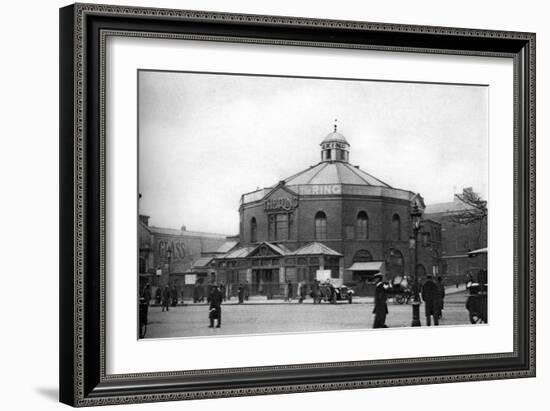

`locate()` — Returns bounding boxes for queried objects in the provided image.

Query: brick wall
[239,192,440,281]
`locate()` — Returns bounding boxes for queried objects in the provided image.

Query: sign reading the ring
[265,196,299,211]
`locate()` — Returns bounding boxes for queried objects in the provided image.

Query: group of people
[193,282,228,303]
[141,283,180,312]
[142,276,450,331]
[373,274,446,328]
[236,282,250,304]
[284,280,308,303]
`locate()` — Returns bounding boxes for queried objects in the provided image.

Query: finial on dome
[334,119,338,133]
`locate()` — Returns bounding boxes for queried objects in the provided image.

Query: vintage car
[316,282,354,304]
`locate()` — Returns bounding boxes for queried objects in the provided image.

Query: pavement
[144,300,471,339]
[143,286,472,339]
[150,284,468,306]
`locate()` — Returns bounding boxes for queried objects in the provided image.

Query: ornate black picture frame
[59,3,535,407]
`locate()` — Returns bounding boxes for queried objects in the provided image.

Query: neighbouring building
[138,215,228,296]
[191,125,442,297]
[424,188,488,283]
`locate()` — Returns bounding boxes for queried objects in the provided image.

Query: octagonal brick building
[210,125,441,296]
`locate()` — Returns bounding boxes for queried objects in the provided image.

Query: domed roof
[284,161,391,188]
[321,131,349,145]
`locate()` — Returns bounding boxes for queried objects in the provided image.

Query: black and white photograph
[137,70,489,339]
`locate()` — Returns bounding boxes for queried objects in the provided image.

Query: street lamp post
[410,203,423,327]
[166,247,172,281]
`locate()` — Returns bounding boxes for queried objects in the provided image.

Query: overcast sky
[138,71,488,235]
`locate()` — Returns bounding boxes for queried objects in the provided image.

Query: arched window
[353,249,373,263]
[387,248,404,276]
[314,211,327,240]
[391,214,401,240]
[276,214,289,241]
[356,211,368,239]
[250,217,257,243]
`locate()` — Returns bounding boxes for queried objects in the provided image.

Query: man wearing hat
[208,284,223,328]
[421,275,440,326]
[373,273,391,328]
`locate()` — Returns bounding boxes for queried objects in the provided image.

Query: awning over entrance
[347,261,384,271]
[468,248,488,257]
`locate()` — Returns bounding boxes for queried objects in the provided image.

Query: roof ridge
[284,162,323,183]
[305,161,329,184]
[346,163,392,188]
[344,163,376,186]
[334,161,344,184]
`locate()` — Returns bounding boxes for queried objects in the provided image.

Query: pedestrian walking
[421,275,440,326]
[324,279,335,304]
[208,284,223,328]
[193,283,200,303]
[206,282,214,303]
[170,284,178,307]
[238,283,244,304]
[161,284,171,312]
[311,279,320,304]
[436,276,445,319]
[141,283,152,306]
[285,280,292,302]
[373,273,390,328]
[220,283,226,302]
[298,281,307,303]
[244,281,250,301]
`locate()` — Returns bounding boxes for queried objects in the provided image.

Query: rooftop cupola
[320,120,350,162]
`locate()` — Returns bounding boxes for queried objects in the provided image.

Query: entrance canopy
[468,248,488,257]
[347,261,385,272]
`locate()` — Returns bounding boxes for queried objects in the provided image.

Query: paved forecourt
[143,291,472,339]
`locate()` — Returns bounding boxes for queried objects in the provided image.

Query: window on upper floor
[250,217,257,243]
[356,211,369,240]
[391,214,401,240]
[315,211,327,240]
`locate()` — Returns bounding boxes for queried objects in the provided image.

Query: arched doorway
[386,248,404,277]
[349,249,377,296]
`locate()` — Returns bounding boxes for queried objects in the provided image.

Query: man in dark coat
[155,287,162,305]
[238,283,244,304]
[141,283,152,306]
[311,280,321,304]
[285,280,293,302]
[161,285,171,312]
[170,284,178,307]
[421,275,440,326]
[208,285,223,328]
[373,273,390,328]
